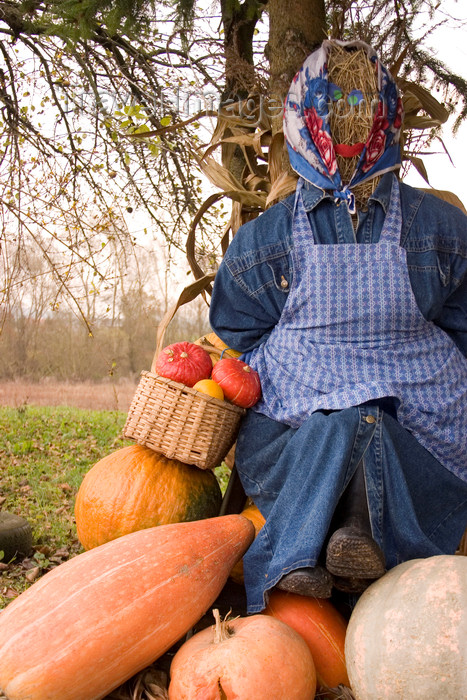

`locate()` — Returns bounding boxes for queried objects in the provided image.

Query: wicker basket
[124,371,244,469]
[123,274,245,470]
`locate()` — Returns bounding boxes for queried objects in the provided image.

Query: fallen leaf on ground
[25,566,41,582]
[2,587,19,599]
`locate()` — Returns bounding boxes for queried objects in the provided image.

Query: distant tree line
[0,298,210,382]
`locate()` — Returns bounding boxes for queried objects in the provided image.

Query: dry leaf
[317,685,356,699]
[25,566,41,582]
[404,115,442,130]
[266,172,298,207]
[402,92,423,117]
[404,155,430,184]
[34,544,53,556]
[3,587,19,599]
[268,131,287,184]
[105,667,168,700]
[420,188,467,213]
[400,80,449,124]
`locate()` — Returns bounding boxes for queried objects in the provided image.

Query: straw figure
[209,39,467,612]
[327,44,380,207]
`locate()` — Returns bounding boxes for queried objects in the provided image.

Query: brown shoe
[326,527,386,579]
[276,566,333,598]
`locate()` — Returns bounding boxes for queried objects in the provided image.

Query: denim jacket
[210,173,467,358]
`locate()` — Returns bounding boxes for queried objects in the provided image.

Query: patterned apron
[248,177,467,481]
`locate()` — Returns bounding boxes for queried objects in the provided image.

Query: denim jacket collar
[300,172,395,213]
[368,172,395,213]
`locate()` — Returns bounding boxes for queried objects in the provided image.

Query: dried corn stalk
[105,668,169,700]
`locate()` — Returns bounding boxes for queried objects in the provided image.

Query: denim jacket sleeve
[400,184,467,357]
[209,198,294,353]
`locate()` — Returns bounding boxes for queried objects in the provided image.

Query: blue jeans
[235,406,467,613]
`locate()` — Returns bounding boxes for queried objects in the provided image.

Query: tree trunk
[267,0,326,133]
[264,0,326,187]
[220,0,266,100]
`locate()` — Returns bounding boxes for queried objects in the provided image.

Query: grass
[0,404,130,606]
[0,404,230,609]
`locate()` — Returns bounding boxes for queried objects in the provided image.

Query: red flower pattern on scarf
[362,101,390,173]
[304,107,337,176]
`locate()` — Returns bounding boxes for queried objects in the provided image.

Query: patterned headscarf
[283,39,404,212]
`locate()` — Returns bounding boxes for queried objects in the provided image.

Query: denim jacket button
[365,415,376,424]
[280,275,289,289]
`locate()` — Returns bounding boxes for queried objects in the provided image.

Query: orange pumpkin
[168,609,316,699]
[0,515,255,700]
[155,341,213,386]
[75,445,222,550]
[345,555,467,699]
[211,357,261,408]
[264,589,350,694]
[230,502,265,584]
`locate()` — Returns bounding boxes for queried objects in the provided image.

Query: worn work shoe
[325,527,386,579]
[275,565,333,598]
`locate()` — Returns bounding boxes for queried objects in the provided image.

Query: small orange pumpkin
[264,589,350,694]
[75,445,222,550]
[229,502,266,584]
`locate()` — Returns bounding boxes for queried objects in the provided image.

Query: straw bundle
[328,43,380,208]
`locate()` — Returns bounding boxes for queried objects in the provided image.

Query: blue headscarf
[283,40,404,212]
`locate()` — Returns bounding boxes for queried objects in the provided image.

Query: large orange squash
[75,444,222,550]
[0,515,255,700]
[345,555,467,699]
[264,589,350,693]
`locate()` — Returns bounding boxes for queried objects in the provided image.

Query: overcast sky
[403,0,467,204]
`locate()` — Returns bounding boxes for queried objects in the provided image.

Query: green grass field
[0,404,230,609]
[0,405,130,606]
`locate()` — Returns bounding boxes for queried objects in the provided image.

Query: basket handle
[152,272,216,372]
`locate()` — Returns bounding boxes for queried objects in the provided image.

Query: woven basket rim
[140,370,246,415]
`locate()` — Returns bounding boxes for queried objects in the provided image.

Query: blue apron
[248,177,467,481]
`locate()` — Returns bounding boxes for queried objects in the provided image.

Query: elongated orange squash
[264,589,350,693]
[0,515,255,700]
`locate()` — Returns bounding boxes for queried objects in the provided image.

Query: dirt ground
[0,379,138,412]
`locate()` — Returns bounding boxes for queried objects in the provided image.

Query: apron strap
[378,177,403,245]
[293,178,317,244]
